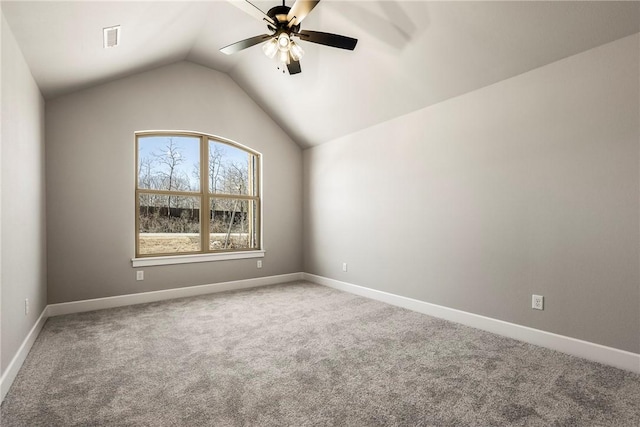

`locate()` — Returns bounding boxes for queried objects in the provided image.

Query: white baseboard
[48,272,305,317]
[303,273,640,374]
[0,307,48,402]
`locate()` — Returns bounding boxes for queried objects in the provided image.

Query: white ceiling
[2,1,639,147]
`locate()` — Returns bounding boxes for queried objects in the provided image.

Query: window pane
[209,140,252,195]
[138,135,200,192]
[210,198,256,250]
[139,194,201,255]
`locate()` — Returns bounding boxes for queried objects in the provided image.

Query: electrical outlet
[257,260,262,269]
[532,294,544,310]
[342,263,348,272]
[136,270,144,281]
[25,298,29,316]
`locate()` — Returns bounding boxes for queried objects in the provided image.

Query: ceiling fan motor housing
[267,5,300,35]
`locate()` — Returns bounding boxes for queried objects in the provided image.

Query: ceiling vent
[103,25,121,48]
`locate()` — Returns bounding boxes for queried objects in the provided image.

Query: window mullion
[134,188,140,258]
[201,136,210,254]
[135,189,201,197]
[209,194,258,201]
[248,155,255,248]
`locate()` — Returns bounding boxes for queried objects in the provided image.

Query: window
[134,131,261,262]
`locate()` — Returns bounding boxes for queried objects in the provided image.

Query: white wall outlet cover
[532,294,544,310]
[257,260,263,268]
[136,271,144,281]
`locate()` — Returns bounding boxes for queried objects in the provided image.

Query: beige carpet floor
[2,281,639,426]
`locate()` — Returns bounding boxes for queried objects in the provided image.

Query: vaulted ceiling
[2,1,639,147]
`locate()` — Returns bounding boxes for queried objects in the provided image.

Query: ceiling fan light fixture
[277,32,290,50]
[262,37,278,58]
[289,41,304,61]
[278,49,291,65]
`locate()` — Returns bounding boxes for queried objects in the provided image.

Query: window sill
[131,250,265,267]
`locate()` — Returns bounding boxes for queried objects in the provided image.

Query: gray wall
[303,34,640,353]
[45,61,302,304]
[1,12,47,374]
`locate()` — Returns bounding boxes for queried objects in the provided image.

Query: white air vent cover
[103,25,120,48]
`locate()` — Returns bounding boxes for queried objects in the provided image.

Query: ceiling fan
[220,0,358,75]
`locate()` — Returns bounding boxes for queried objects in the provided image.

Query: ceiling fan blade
[287,59,302,75]
[287,0,320,28]
[228,0,275,26]
[220,34,273,55]
[296,30,358,50]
